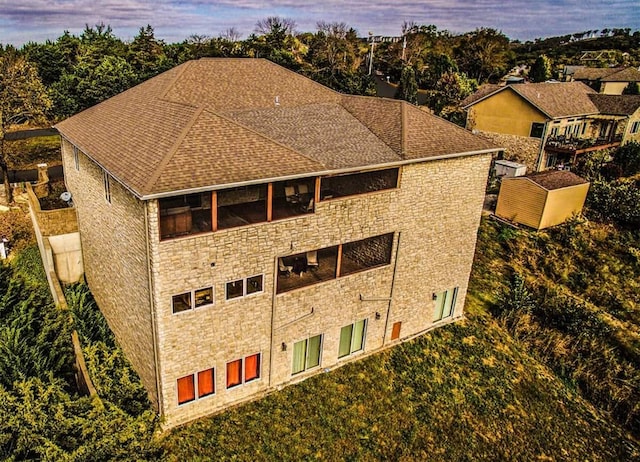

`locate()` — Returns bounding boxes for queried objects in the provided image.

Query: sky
[0,0,639,46]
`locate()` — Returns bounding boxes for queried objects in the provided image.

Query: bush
[612,141,640,176]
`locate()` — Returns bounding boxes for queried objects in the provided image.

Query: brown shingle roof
[460,84,502,108]
[526,170,589,190]
[588,94,640,115]
[600,67,640,82]
[573,67,619,81]
[509,82,598,118]
[56,58,498,198]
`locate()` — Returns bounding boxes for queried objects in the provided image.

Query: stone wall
[25,183,78,236]
[146,153,493,428]
[476,131,542,172]
[60,138,159,408]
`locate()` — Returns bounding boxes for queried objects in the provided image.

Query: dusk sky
[0,0,638,46]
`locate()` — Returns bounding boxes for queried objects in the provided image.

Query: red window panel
[177,375,195,404]
[198,368,215,398]
[244,354,260,382]
[226,359,242,388]
[391,321,402,341]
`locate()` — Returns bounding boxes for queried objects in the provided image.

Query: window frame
[73,146,79,170]
[225,274,264,301]
[292,334,323,375]
[226,353,262,389]
[631,121,640,134]
[177,367,216,406]
[103,170,111,204]
[433,287,459,322]
[172,286,214,314]
[338,319,367,359]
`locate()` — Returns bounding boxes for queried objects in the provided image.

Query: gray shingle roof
[56,58,498,198]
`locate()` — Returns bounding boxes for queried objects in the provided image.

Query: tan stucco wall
[467,89,548,137]
[601,82,629,95]
[147,153,493,428]
[622,109,640,144]
[61,138,158,407]
[495,178,547,228]
[539,183,590,229]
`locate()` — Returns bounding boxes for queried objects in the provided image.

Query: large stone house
[463,82,640,171]
[56,58,498,428]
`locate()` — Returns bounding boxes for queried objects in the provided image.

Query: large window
[338,319,367,358]
[631,121,640,134]
[217,185,267,230]
[177,367,215,405]
[292,334,322,375]
[226,353,261,389]
[277,233,394,294]
[433,287,458,322]
[530,122,545,138]
[172,287,213,314]
[320,168,399,200]
[159,192,212,239]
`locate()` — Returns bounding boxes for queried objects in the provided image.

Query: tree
[622,81,640,95]
[454,28,513,83]
[254,16,296,51]
[395,65,418,104]
[128,25,169,82]
[0,56,51,203]
[529,54,552,82]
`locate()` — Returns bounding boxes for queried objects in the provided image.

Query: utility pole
[368,32,375,75]
[402,34,407,62]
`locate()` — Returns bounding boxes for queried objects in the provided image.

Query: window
[159,192,212,239]
[550,126,559,137]
[226,275,263,300]
[177,374,195,404]
[73,146,79,170]
[217,184,267,230]
[177,367,215,405]
[338,319,366,358]
[226,353,261,389]
[391,321,402,340]
[103,171,111,203]
[320,168,399,200]
[529,122,545,138]
[172,287,213,314]
[292,334,322,374]
[341,233,393,277]
[631,121,640,134]
[433,287,459,322]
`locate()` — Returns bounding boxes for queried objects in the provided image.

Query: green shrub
[65,283,115,348]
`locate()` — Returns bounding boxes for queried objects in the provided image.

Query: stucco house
[572,66,640,95]
[55,58,498,428]
[495,170,590,230]
[463,82,640,171]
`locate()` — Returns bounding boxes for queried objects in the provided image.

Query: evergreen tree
[529,54,552,82]
[395,65,418,104]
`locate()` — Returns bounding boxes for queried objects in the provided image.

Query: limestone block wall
[477,131,541,172]
[61,138,158,407]
[148,153,492,428]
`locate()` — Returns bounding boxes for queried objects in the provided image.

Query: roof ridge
[143,105,206,194]
[340,94,405,157]
[261,59,343,100]
[160,61,193,101]
[211,108,326,169]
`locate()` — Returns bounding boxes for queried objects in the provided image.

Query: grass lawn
[161,219,639,461]
[5,135,61,170]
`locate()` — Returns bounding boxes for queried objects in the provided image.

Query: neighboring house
[495,170,590,230]
[55,58,499,428]
[572,66,640,94]
[463,82,640,171]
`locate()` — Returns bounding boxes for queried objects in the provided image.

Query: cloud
[0,0,637,45]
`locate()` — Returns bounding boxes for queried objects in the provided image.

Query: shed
[495,170,590,229]
[494,159,527,178]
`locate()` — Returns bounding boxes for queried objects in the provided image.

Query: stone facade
[477,131,541,172]
[61,138,159,406]
[63,133,491,427]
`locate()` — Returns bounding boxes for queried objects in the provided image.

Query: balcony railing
[545,134,622,154]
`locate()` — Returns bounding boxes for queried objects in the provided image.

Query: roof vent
[275,96,280,106]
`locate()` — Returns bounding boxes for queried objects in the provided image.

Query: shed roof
[56,58,497,199]
[525,170,589,190]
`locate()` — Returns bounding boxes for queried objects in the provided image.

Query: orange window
[244,354,260,382]
[198,368,215,397]
[177,375,195,404]
[391,321,402,341]
[226,359,242,388]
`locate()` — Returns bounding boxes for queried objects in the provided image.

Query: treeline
[0,20,518,125]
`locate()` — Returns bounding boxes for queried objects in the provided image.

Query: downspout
[268,257,278,388]
[144,200,163,413]
[535,120,551,172]
[382,231,402,345]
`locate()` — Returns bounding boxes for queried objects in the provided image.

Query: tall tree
[529,54,552,82]
[454,28,512,83]
[395,65,418,104]
[0,56,51,203]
